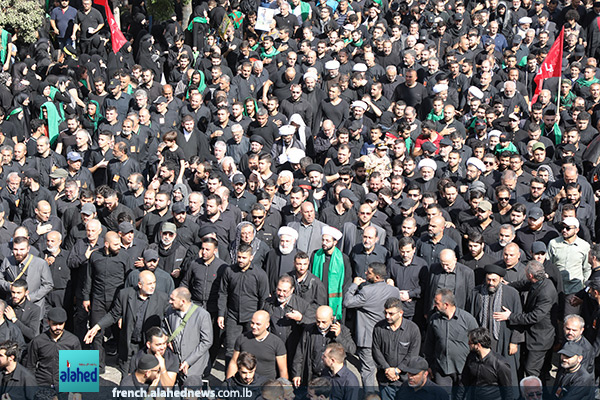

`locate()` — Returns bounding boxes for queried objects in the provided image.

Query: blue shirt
[50,6,77,38]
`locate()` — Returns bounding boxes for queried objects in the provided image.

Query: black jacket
[460,350,514,400]
[263,294,316,358]
[291,322,356,382]
[509,278,557,351]
[82,248,132,302]
[9,299,40,343]
[180,257,228,314]
[551,366,594,400]
[97,287,168,362]
[0,363,38,400]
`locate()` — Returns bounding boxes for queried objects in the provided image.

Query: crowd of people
[2,0,600,398]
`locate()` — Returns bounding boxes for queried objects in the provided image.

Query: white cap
[279,125,295,136]
[287,148,305,164]
[468,86,484,99]
[289,113,306,126]
[519,17,532,24]
[303,71,318,81]
[488,129,502,138]
[562,217,580,229]
[322,225,343,241]
[325,60,340,70]
[278,226,299,240]
[353,63,368,72]
[466,157,486,173]
[417,158,437,171]
[432,84,449,94]
[343,24,355,31]
[351,100,368,110]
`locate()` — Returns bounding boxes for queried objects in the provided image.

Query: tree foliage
[0,0,44,44]
[146,0,174,22]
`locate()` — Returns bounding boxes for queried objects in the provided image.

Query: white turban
[466,157,486,173]
[322,225,343,241]
[417,158,437,172]
[278,226,299,240]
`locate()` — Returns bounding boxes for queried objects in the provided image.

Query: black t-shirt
[234,332,286,380]
[161,146,186,165]
[75,8,103,40]
[56,131,77,153]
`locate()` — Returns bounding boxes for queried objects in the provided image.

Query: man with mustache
[469,264,524,388]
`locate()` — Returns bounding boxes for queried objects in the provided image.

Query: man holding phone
[290,305,356,388]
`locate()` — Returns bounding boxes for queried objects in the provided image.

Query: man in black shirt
[73,0,104,55]
[372,297,421,399]
[226,310,287,381]
[0,340,37,400]
[129,326,178,389]
[119,353,161,393]
[26,307,81,388]
[322,343,359,400]
[5,280,40,343]
[82,231,132,371]
[552,342,594,400]
[225,351,267,400]
[218,244,270,362]
[43,230,71,311]
[460,328,514,400]
[84,270,168,373]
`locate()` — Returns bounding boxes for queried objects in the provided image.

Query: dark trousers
[523,349,549,377]
[204,313,222,378]
[432,369,460,399]
[73,297,89,345]
[90,298,111,369]
[224,316,250,361]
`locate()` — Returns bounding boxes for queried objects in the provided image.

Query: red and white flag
[93,0,127,53]
[531,27,565,104]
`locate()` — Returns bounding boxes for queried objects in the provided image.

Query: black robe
[470,283,525,387]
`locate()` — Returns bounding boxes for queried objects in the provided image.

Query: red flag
[531,27,564,104]
[93,0,127,53]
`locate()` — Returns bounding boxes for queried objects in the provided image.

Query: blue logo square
[58,350,100,392]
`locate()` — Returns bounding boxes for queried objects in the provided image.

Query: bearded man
[469,264,524,388]
[264,227,299,292]
[263,275,316,362]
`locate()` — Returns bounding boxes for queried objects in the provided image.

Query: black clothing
[372,318,421,385]
[180,256,228,314]
[217,264,270,323]
[26,330,81,387]
[460,350,514,400]
[233,332,286,380]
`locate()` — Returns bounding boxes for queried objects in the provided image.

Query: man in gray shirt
[343,262,401,389]
[0,236,53,318]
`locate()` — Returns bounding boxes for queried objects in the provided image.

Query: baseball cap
[558,342,583,357]
[161,222,177,234]
[142,248,159,261]
[118,221,134,233]
[402,356,429,374]
[49,168,68,179]
[80,203,96,216]
[67,151,83,162]
[528,207,544,220]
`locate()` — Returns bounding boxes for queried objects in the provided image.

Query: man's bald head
[139,270,155,285]
[316,305,333,321]
[47,231,62,242]
[253,310,270,323]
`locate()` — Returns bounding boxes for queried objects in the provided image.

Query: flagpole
[557,75,562,113]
